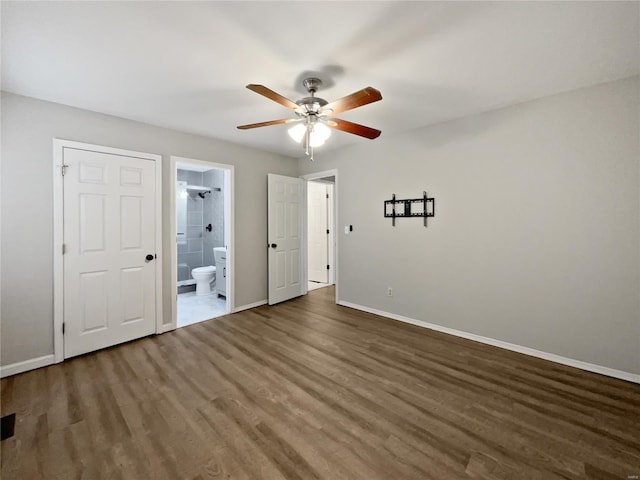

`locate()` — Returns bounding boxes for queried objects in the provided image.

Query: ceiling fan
[237,77,382,160]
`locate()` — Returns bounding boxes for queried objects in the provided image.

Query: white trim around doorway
[169,156,235,331]
[52,139,163,364]
[301,169,338,303]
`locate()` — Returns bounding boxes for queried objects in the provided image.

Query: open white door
[308,182,329,283]
[62,146,158,358]
[268,174,303,305]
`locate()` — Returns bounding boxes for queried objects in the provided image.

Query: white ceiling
[2,1,638,158]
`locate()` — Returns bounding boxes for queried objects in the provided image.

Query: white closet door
[63,147,157,358]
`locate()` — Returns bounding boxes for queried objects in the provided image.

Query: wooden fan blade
[328,118,381,139]
[237,118,298,130]
[321,87,382,115]
[246,84,299,110]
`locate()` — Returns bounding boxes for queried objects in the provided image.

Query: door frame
[169,156,235,329]
[52,139,163,363]
[301,169,338,303]
[306,181,334,284]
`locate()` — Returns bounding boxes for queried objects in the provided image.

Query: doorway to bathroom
[170,157,233,328]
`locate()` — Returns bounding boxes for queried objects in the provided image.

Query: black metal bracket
[384,191,435,227]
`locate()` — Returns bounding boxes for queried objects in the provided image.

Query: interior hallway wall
[299,76,640,375]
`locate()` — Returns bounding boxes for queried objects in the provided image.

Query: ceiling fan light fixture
[288,121,331,147]
[287,123,307,143]
[309,122,331,147]
[308,135,324,148]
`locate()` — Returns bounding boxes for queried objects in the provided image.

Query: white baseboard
[233,299,268,313]
[1,354,55,378]
[338,301,640,384]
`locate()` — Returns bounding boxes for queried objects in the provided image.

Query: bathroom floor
[177,291,227,328]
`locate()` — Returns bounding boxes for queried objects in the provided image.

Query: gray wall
[1,92,296,366]
[300,76,640,375]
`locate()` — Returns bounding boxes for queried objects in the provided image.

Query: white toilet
[191,265,216,296]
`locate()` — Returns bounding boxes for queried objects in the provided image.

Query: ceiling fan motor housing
[296,97,328,114]
[297,77,328,114]
[302,77,322,94]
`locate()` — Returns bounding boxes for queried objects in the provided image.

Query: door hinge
[62,243,66,254]
[326,229,330,234]
[327,265,330,270]
[326,193,329,199]
[62,323,65,334]
[61,164,70,176]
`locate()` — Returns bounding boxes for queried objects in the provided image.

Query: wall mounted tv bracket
[384,191,435,227]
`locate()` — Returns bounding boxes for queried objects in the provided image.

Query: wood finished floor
[1,286,639,479]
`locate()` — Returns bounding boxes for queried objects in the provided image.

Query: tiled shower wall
[177,168,225,282]
[177,169,203,281]
[203,169,224,267]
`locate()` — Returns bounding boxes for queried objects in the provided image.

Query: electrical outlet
[387,287,393,297]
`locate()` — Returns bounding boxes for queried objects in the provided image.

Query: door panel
[268,174,303,304]
[290,248,301,287]
[79,271,108,332]
[121,267,144,322]
[80,194,106,253]
[63,147,156,358]
[121,196,143,249]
